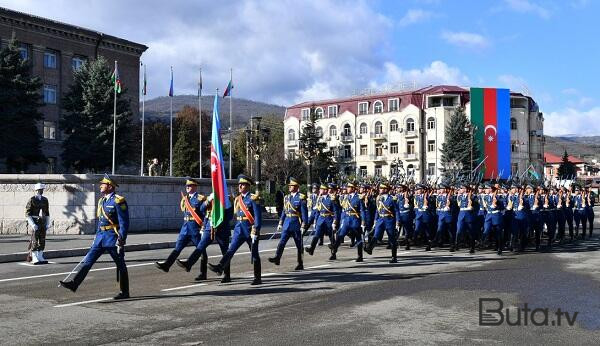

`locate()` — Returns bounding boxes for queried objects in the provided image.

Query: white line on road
[54,297,113,308]
[305,264,331,269]
[17,262,56,266]
[161,283,207,292]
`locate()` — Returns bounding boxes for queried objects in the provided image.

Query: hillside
[545,136,600,160]
[140,95,286,128]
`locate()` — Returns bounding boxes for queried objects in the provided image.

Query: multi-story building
[284,85,544,181]
[0,7,147,173]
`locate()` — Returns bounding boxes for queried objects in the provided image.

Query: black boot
[469,238,476,254]
[155,250,179,272]
[177,248,203,272]
[59,280,77,292]
[208,262,224,276]
[405,238,411,250]
[356,243,363,262]
[329,238,340,260]
[195,253,208,281]
[318,234,324,246]
[221,263,231,283]
[268,244,284,265]
[425,239,431,251]
[251,260,262,285]
[389,246,397,263]
[306,237,318,256]
[114,269,130,300]
[364,237,376,255]
[295,250,304,270]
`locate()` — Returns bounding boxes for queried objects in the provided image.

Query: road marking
[305,264,331,269]
[17,261,56,266]
[161,283,207,292]
[54,297,113,308]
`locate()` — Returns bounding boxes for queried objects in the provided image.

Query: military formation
[56,173,596,299]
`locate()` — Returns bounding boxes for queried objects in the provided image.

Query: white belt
[459,208,472,211]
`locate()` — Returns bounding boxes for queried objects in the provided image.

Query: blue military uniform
[573,189,587,239]
[396,188,414,250]
[414,186,434,250]
[305,183,341,256]
[365,183,399,262]
[528,189,543,250]
[434,186,455,251]
[330,183,366,261]
[541,189,557,248]
[482,187,505,255]
[509,189,529,252]
[60,174,130,299]
[585,190,595,238]
[455,188,476,253]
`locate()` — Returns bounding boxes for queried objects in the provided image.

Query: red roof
[544,152,584,164]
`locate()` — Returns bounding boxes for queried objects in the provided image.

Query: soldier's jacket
[509,194,529,220]
[374,194,397,224]
[307,193,341,227]
[234,192,262,231]
[96,192,129,246]
[279,192,308,227]
[179,192,206,224]
[340,192,365,228]
[25,195,49,218]
[436,194,453,214]
[396,193,413,214]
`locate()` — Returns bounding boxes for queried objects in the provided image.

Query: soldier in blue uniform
[554,187,567,244]
[365,182,399,262]
[509,184,529,252]
[413,184,433,251]
[562,186,574,241]
[455,183,476,254]
[305,182,340,256]
[307,183,325,245]
[433,183,455,251]
[209,175,262,285]
[396,184,414,250]
[481,182,505,255]
[329,182,366,261]
[155,178,207,272]
[573,185,587,239]
[528,185,543,251]
[584,186,595,238]
[59,174,130,299]
[541,186,557,250]
[176,194,234,283]
[269,177,308,270]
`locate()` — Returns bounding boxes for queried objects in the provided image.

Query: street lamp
[298,121,322,189]
[464,123,477,178]
[246,116,270,195]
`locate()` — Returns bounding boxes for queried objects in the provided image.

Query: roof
[544,152,584,164]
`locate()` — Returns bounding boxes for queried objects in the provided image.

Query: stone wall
[0,174,232,235]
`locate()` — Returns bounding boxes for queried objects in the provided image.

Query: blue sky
[1,0,598,136]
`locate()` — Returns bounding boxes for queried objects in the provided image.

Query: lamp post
[464,123,477,178]
[246,116,270,195]
[298,120,321,189]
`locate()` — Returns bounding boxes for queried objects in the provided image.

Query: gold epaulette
[197,194,206,201]
[330,194,337,201]
[299,193,306,200]
[115,195,126,204]
[250,193,259,201]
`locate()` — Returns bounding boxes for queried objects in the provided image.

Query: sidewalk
[0,219,280,263]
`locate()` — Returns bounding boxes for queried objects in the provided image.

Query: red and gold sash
[181,192,203,227]
[237,195,255,225]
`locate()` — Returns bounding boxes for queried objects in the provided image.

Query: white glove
[207,193,214,202]
[45,217,51,229]
[33,224,39,232]
[26,216,36,229]
[277,225,282,232]
[251,234,258,242]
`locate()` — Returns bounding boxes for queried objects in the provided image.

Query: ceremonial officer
[269,177,308,270]
[528,185,543,251]
[584,186,595,238]
[305,182,340,256]
[573,185,587,239]
[555,187,567,244]
[541,186,557,249]
[509,184,529,252]
[25,183,50,265]
[413,184,433,251]
[481,182,505,255]
[475,184,486,240]
[455,183,476,254]
[209,175,262,285]
[563,186,575,241]
[434,183,455,251]
[365,182,398,262]
[176,194,234,283]
[155,178,207,272]
[329,181,366,261]
[59,174,130,299]
[308,182,325,245]
[396,183,414,250]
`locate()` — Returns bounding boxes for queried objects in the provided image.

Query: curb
[0,232,283,263]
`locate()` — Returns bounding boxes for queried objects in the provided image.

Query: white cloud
[503,0,551,19]
[544,107,600,136]
[399,9,434,27]
[498,74,529,92]
[562,88,579,95]
[374,61,470,88]
[441,31,490,49]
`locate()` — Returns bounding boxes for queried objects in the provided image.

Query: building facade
[0,7,147,173]
[285,85,544,181]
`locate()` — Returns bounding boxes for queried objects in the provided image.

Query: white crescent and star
[484,125,497,142]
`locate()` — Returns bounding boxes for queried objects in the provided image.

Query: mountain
[140,95,286,127]
[545,135,600,161]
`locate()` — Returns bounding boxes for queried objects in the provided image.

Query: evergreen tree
[557,149,577,178]
[440,106,479,180]
[0,39,45,172]
[173,106,200,177]
[60,56,134,172]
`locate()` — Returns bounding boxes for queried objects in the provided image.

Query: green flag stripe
[470,88,484,165]
[211,195,224,227]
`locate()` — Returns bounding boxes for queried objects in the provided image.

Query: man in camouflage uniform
[25,183,50,265]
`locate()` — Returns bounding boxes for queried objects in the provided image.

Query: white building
[284,85,544,181]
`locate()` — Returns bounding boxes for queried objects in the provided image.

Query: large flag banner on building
[210,92,231,227]
[110,62,122,94]
[470,87,511,179]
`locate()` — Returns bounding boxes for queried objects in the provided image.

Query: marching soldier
[413,184,433,251]
[528,184,543,251]
[25,183,50,265]
[209,175,262,285]
[269,177,308,270]
[481,182,505,255]
[555,186,567,244]
[365,182,398,262]
[509,183,529,252]
[305,183,340,256]
[455,183,476,254]
[59,174,130,299]
[329,182,366,261]
[396,183,414,250]
[563,186,575,241]
[433,183,455,251]
[155,178,207,272]
[584,186,595,238]
[573,184,587,239]
[541,186,557,249]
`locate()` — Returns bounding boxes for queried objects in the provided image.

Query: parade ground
[1,226,599,345]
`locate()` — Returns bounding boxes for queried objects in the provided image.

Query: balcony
[369,154,386,162]
[287,139,297,147]
[370,132,387,141]
[337,155,354,163]
[403,152,418,161]
[405,130,418,138]
[339,134,354,142]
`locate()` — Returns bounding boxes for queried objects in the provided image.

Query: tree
[440,106,479,180]
[298,106,331,186]
[173,106,201,177]
[60,56,134,172]
[557,149,577,178]
[143,121,170,175]
[0,39,45,172]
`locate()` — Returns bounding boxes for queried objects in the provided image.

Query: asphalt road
[1,234,599,345]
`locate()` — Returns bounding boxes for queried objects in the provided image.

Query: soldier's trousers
[414,217,432,242]
[542,211,556,243]
[220,225,260,266]
[31,219,46,251]
[456,212,475,245]
[275,224,303,258]
[482,214,503,250]
[574,209,587,237]
[529,215,543,248]
[397,212,414,239]
[556,209,566,240]
[564,208,574,238]
[435,212,454,245]
[586,208,594,235]
[372,220,397,248]
[72,245,128,289]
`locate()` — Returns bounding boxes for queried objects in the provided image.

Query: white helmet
[34,183,46,191]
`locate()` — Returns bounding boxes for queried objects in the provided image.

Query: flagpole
[169,66,173,177]
[199,67,202,178]
[112,60,117,175]
[140,62,146,176]
[229,68,233,180]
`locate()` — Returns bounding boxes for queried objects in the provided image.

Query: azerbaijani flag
[142,63,147,96]
[470,87,510,179]
[168,66,174,97]
[222,79,233,98]
[111,61,122,94]
[527,164,540,180]
[210,92,231,227]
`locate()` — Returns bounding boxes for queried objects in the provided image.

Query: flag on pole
[111,62,122,94]
[210,90,231,227]
[470,87,510,179]
[168,67,174,97]
[199,69,203,92]
[527,164,540,180]
[142,63,147,96]
[222,79,233,98]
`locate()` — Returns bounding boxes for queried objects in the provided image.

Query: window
[47,157,56,174]
[511,142,518,152]
[407,141,415,154]
[390,120,398,132]
[375,144,383,156]
[428,140,435,152]
[360,145,368,156]
[328,105,338,118]
[374,100,383,113]
[72,56,86,71]
[390,142,398,154]
[329,125,337,137]
[343,145,352,158]
[374,165,382,177]
[43,85,57,104]
[428,163,436,176]
[288,129,296,141]
[427,117,435,130]
[406,118,415,132]
[43,121,56,140]
[315,107,323,119]
[407,164,415,176]
[343,124,352,136]
[360,166,367,177]
[388,98,399,112]
[301,108,309,120]
[510,118,517,130]
[360,123,368,134]
[44,50,57,69]
[511,163,519,175]
[18,43,29,60]
[344,166,353,176]
[358,102,368,115]
[374,121,383,134]
[288,149,296,158]
[443,97,455,106]
[316,127,323,138]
